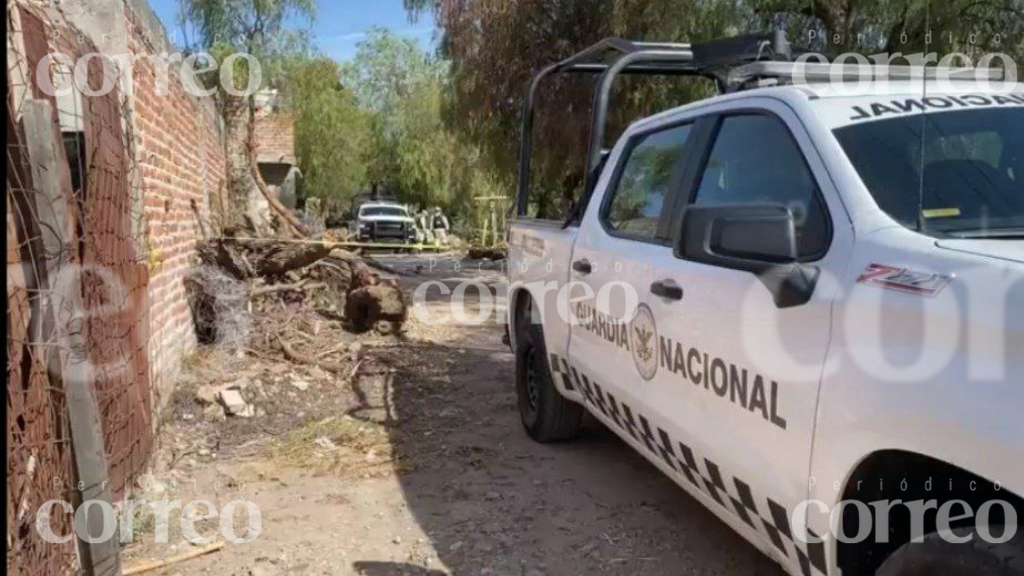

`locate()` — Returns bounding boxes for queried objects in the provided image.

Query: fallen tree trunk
[305,249,369,314]
[249,241,331,277]
[197,238,331,279]
[245,92,308,238]
[361,255,404,276]
[192,239,406,335]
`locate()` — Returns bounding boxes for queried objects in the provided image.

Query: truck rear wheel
[877,528,1024,576]
[515,303,583,443]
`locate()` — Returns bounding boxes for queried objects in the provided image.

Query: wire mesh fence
[75,25,154,505]
[7,4,155,574]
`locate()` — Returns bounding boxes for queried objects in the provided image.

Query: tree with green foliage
[755,0,1022,57]
[407,0,1023,216]
[282,58,369,211]
[342,29,441,197]
[342,27,436,114]
[390,71,457,205]
[178,0,316,233]
[333,27,507,236]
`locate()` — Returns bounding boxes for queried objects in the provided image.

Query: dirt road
[126,254,785,576]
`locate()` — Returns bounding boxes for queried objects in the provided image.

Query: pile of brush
[185,237,407,347]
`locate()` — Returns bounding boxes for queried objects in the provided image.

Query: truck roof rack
[517,33,792,220]
[727,60,1006,88]
[516,32,1008,223]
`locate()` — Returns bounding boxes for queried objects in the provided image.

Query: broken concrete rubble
[218,389,248,415]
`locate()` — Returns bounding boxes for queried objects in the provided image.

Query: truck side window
[604,123,693,240]
[693,114,830,258]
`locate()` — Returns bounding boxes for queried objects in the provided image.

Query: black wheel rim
[524,345,540,412]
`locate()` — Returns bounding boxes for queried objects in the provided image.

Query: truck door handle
[572,259,593,275]
[650,279,683,300]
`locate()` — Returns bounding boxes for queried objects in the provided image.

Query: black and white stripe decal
[551,353,828,576]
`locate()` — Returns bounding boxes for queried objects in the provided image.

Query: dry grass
[271,415,394,476]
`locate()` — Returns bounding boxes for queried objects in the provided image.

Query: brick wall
[122,3,226,410]
[7,5,225,568]
[255,112,297,165]
[6,7,227,570]
[38,0,227,416]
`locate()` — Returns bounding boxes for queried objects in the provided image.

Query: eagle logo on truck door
[629,303,659,381]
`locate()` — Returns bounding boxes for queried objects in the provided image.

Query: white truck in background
[350,200,417,245]
[507,36,1024,576]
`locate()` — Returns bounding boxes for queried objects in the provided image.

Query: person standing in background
[417,210,434,244]
[432,207,450,246]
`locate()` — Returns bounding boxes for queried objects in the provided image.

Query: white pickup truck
[351,200,417,244]
[507,37,1023,576]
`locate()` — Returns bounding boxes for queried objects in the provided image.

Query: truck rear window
[834,108,1024,238]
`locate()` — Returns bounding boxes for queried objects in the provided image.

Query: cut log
[344,281,407,334]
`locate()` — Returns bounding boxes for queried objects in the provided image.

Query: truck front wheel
[877,528,1024,576]
[515,303,583,443]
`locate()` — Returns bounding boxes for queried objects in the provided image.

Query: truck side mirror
[674,204,819,308]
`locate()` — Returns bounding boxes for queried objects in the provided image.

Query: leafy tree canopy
[407,0,1023,216]
[339,28,493,214]
[179,0,318,90]
[342,27,443,114]
[282,57,369,206]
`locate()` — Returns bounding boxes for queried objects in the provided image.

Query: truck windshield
[361,206,407,218]
[834,107,1024,238]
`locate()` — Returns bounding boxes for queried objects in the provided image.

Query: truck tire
[515,306,583,443]
[877,528,1024,576]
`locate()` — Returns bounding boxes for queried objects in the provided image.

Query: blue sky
[146,0,437,61]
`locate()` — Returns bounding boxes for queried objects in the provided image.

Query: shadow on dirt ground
[365,259,786,576]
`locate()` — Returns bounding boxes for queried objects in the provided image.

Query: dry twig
[251,280,327,296]
[278,336,346,373]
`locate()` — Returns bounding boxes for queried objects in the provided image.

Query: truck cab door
[564,121,698,447]
[643,103,852,575]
